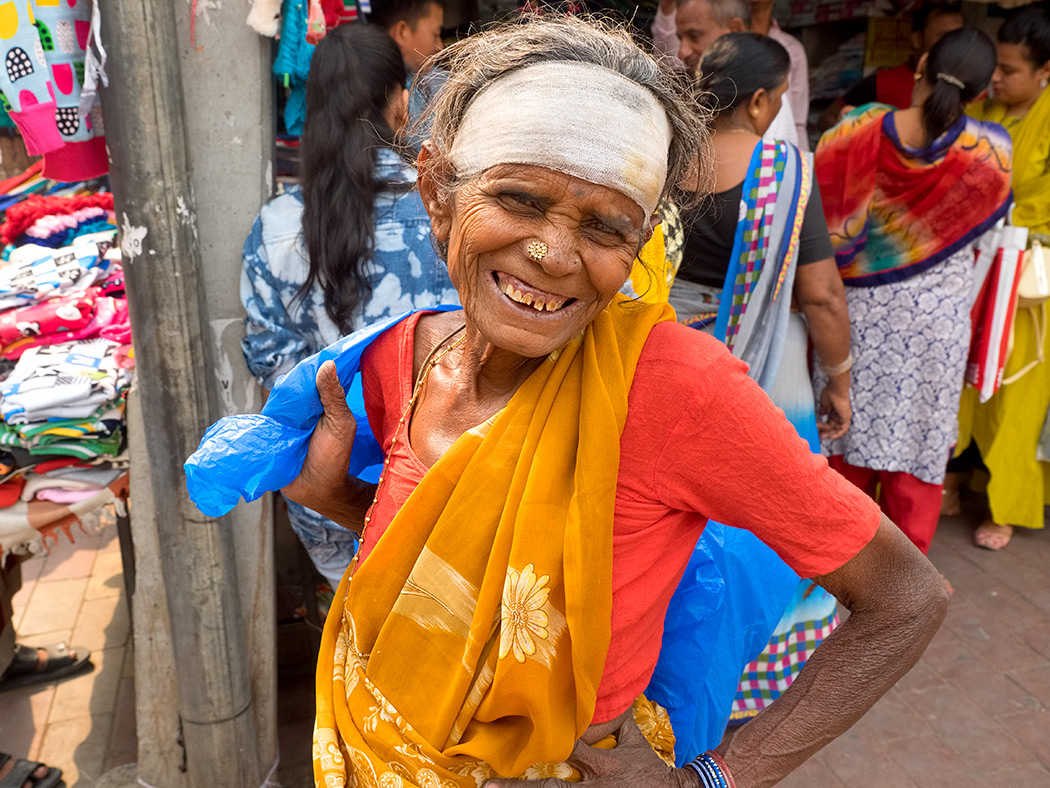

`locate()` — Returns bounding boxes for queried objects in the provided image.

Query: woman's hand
[483,717,698,788]
[281,360,375,533]
[817,373,851,439]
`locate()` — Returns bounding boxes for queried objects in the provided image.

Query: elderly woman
[189,15,947,788]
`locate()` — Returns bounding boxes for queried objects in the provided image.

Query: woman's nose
[531,226,581,276]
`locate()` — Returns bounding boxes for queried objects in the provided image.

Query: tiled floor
[1,525,135,788]
[5,499,1050,787]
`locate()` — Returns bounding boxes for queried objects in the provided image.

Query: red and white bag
[966,224,1029,402]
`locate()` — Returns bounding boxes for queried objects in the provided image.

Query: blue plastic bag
[185,307,459,517]
[646,524,799,763]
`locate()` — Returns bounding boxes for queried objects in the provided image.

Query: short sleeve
[798,177,834,266]
[631,323,880,578]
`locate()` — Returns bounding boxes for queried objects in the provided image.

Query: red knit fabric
[0,193,114,246]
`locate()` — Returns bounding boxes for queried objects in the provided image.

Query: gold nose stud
[527,241,548,261]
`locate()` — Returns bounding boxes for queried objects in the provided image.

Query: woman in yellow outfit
[960,5,1050,549]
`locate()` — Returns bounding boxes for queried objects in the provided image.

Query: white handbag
[1003,239,1048,386]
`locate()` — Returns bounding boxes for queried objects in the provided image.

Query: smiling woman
[191,13,949,788]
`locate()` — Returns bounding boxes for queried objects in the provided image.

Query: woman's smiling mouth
[493,271,576,313]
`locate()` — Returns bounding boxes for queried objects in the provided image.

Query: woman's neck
[1005,87,1045,118]
[445,323,546,402]
[891,107,928,148]
[712,111,760,137]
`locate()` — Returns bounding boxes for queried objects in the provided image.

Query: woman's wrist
[682,752,736,788]
[818,351,854,377]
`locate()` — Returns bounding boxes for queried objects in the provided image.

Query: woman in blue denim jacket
[241,24,457,588]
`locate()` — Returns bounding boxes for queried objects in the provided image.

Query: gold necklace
[361,326,466,532]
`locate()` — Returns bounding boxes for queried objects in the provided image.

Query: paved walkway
[1,525,134,788]
[4,499,1049,787]
[780,507,1050,787]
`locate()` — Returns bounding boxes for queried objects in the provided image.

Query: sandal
[0,643,91,693]
[973,523,1013,551]
[0,753,63,788]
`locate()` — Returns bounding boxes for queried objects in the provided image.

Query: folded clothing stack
[0,178,130,559]
[0,338,133,424]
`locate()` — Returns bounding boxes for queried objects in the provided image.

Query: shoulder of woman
[257,187,305,240]
[968,115,1014,152]
[637,321,747,386]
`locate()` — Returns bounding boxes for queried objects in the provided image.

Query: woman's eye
[498,193,541,213]
[586,220,626,242]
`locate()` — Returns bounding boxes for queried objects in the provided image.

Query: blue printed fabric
[240,147,458,390]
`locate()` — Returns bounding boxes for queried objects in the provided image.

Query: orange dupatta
[314,297,673,788]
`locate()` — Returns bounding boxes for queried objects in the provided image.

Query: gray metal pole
[99,1,263,786]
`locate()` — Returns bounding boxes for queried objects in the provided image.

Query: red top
[876,63,917,110]
[359,312,881,723]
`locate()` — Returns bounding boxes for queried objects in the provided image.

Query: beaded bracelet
[684,752,736,788]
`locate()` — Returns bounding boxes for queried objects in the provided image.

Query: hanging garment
[0,0,108,181]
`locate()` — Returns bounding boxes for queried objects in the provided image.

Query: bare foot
[0,755,50,788]
[973,521,1013,551]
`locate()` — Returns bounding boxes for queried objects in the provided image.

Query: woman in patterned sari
[190,15,947,788]
[815,27,1012,555]
[665,32,853,732]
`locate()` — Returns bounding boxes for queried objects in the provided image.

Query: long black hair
[998,5,1050,67]
[299,24,408,334]
[695,32,790,118]
[920,26,996,146]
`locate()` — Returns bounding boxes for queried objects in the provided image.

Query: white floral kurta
[816,248,974,485]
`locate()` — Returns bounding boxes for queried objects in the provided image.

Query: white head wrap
[447,61,673,217]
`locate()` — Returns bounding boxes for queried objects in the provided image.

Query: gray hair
[677,0,752,29]
[420,13,713,211]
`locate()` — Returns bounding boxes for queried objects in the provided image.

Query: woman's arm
[717,516,948,787]
[794,257,852,439]
[281,360,377,534]
[485,516,946,788]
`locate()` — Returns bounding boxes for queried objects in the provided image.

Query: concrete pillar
[100,0,276,786]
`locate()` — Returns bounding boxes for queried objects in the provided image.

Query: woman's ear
[417,141,453,244]
[1036,59,1050,85]
[748,88,767,120]
[914,52,929,82]
[385,88,410,135]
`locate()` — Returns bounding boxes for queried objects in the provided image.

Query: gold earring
[528,241,548,261]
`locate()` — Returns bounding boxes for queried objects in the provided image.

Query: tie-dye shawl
[816,104,1013,286]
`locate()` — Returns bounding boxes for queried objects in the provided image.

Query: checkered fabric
[723,143,786,352]
[729,608,839,721]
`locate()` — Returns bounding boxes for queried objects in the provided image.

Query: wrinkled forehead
[447,61,673,217]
